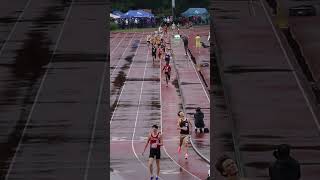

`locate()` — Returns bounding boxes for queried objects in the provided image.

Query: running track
[110,29,209,179]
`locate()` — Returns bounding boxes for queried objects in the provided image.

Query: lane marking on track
[260,0,320,132]
[110,32,144,124]
[130,40,166,180]
[0,0,32,56]
[111,32,137,74]
[184,31,210,102]
[110,32,126,55]
[177,29,210,163]
[160,36,202,179]
[4,1,75,179]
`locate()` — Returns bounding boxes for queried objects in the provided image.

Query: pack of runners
[142,24,209,180]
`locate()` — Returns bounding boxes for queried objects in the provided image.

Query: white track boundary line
[0,0,32,56]
[110,31,144,124]
[160,46,202,180]
[4,1,75,179]
[111,32,137,75]
[110,32,125,55]
[260,0,320,131]
[183,30,210,101]
[131,46,165,180]
[182,29,210,163]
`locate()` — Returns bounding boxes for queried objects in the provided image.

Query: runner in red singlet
[142,125,163,180]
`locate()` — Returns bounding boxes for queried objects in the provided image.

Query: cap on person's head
[196,107,201,111]
[152,125,158,129]
[215,155,232,177]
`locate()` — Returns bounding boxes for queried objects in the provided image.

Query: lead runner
[142,125,163,180]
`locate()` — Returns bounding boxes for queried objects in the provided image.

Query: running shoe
[150,176,154,180]
[185,153,189,159]
[155,176,159,180]
[178,146,181,153]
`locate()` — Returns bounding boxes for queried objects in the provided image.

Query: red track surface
[110,28,210,179]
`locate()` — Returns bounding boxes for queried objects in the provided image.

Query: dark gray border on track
[0,1,110,179]
[210,4,245,178]
[106,1,110,179]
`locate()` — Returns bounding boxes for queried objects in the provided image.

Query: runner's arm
[158,134,163,146]
[188,119,193,134]
[177,119,181,130]
[142,134,151,153]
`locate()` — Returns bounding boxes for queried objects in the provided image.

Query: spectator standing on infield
[180,35,189,56]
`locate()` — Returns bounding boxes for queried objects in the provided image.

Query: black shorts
[149,148,161,159]
[152,52,156,57]
[165,72,170,80]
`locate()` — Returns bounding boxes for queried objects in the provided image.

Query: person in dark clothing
[269,144,301,180]
[180,35,189,56]
[194,107,205,133]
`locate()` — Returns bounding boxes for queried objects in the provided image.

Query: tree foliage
[111,0,210,17]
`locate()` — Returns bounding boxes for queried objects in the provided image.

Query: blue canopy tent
[121,10,154,19]
[181,8,208,17]
[181,8,209,24]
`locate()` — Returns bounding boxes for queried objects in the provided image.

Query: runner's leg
[149,158,154,177]
[156,159,160,177]
[165,73,169,86]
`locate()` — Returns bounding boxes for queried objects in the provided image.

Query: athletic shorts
[152,52,156,57]
[180,134,190,143]
[165,72,170,80]
[149,148,161,159]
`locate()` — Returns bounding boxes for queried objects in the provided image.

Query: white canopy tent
[110,13,120,19]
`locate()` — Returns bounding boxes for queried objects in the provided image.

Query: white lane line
[175,29,210,163]
[4,1,75,179]
[110,32,125,55]
[110,31,144,124]
[130,44,166,180]
[110,32,136,73]
[160,42,202,180]
[0,0,32,56]
[260,0,320,131]
[185,30,210,102]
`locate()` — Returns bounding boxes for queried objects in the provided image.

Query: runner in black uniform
[177,111,192,159]
[164,53,170,64]
[152,45,157,63]
[143,125,163,180]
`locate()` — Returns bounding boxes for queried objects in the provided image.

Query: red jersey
[163,64,171,73]
[150,132,161,149]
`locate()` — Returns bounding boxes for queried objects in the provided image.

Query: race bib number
[151,143,158,148]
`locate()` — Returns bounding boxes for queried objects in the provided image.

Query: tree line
[110,0,210,17]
